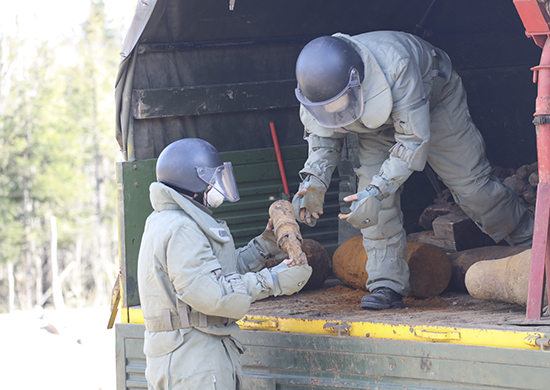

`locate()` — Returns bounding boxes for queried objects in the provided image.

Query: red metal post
[269,122,291,200]
[526,40,550,320]
[513,0,550,321]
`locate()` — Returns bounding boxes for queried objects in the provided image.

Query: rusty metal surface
[332,236,451,298]
[269,200,307,266]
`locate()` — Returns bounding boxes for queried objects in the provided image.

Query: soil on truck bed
[246,279,550,333]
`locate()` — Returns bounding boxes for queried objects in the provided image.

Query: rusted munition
[268,200,307,266]
[407,241,452,298]
[448,246,531,292]
[266,239,331,290]
[332,236,451,298]
[301,239,330,289]
[465,249,548,307]
[331,236,368,291]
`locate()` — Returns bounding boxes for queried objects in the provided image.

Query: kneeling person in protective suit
[137,138,312,390]
[292,31,534,310]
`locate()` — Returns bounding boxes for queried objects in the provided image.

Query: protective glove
[235,219,286,272]
[338,186,382,230]
[269,261,312,296]
[292,175,326,227]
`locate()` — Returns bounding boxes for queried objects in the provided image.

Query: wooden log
[528,170,539,187]
[503,175,526,196]
[515,164,534,181]
[418,202,462,231]
[432,212,496,252]
[465,249,548,307]
[447,246,531,292]
[408,212,495,253]
[332,236,451,298]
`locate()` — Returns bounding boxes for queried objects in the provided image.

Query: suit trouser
[145,328,244,390]
[355,71,534,296]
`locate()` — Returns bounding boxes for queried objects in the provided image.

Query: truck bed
[117,278,550,390]
[246,278,550,333]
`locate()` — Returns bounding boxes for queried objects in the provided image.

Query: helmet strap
[164,182,206,205]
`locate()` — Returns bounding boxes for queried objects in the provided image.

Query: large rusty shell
[465,249,548,306]
[447,245,530,292]
[332,236,451,298]
[301,239,331,290]
[265,239,330,290]
[332,236,368,291]
[406,241,452,298]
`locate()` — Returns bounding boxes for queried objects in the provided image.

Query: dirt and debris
[247,279,550,332]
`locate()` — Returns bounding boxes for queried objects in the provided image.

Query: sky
[1,0,137,43]
[1,0,138,70]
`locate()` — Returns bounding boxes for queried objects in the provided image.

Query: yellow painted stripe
[123,307,144,324]
[121,308,549,351]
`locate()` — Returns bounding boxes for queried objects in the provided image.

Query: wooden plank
[132,79,298,119]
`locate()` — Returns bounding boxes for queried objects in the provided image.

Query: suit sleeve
[167,223,308,320]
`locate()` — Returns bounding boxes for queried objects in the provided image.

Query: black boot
[361,287,403,310]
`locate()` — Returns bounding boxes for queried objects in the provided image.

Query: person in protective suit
[137,138,312,390]
[292,31,534,310]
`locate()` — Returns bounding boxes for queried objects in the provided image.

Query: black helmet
[156,138,240,202]
[295,36,365,128]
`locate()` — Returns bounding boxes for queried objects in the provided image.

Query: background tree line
[0,1,131,312]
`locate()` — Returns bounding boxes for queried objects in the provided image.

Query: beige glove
[292,175,326,227]
[339,186,382,230]
[269,262,312,296]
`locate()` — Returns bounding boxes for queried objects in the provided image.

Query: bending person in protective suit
[138,138,312,390]
[292,31,533,310]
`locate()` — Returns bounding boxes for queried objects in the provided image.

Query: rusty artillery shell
[332,236,368,291]
[301,239,330,289]
[332,236,451,298]
[265,239,330,289]
[447,245,530,292]
[268,200,307,266]
[465,249,547,307]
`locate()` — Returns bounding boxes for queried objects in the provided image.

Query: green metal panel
[214,145,340,253]
[115,323,550,390]
[237,330,550,390]
[117,159,157,310]
[116,324,147,390]
[117,145,339,308]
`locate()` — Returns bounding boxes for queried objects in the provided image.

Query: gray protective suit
[296,31,533,296]
[138,182,312,389]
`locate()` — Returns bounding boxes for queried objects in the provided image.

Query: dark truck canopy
[114,0,540,165]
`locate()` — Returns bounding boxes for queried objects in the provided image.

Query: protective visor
[295,68,364,128]
[196,162,240,202]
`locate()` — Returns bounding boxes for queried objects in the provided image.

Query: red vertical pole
[269,122,291,200]
[526,37,550,321]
